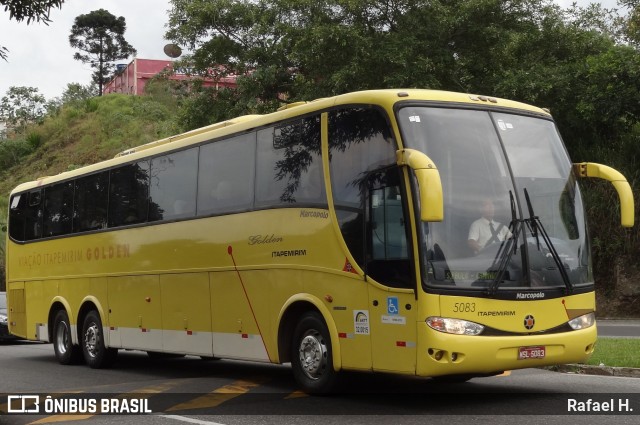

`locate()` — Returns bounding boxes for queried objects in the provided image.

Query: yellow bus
[5,89,634,393]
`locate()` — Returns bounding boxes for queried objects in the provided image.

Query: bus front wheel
[52,310,82,365]
[81,310,117,368]
[291,312,337,394]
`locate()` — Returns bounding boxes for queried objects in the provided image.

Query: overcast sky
[0,0,625,100]
[0,0,173,100]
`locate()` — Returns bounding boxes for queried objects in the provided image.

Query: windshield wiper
[487,189,574,296]
[487,191,521,296]
[523,188,573,293]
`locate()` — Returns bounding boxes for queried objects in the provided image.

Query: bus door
[365,169,417,373]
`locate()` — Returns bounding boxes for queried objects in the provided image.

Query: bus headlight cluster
[568,312,595,330]
[426,317,484,335]
[0,314,7,325]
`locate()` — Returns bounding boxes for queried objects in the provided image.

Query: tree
[69,9,137,96]
[61,82,98,104]
[1,0,65,60]
[165,1,577,110]
[0,86,46,134]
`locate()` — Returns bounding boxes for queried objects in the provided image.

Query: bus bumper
[416,322,597,377]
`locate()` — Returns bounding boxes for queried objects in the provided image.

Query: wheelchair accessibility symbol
[387,297,399,315]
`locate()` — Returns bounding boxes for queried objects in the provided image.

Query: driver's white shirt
[468,217,511,249]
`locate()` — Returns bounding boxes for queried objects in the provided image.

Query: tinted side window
[108,161,150,227]
[149,148,198,222]
[197,133,256,216]
[8,194,26,241]
[74,172,109,232]
[43,181,74,237]
[255,116,324,207]
[329,107,396,267]
[24,190,43,241]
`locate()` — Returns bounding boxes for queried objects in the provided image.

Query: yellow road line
[284,390,309,399]
[29,415,94,424]
[165,378,268,412]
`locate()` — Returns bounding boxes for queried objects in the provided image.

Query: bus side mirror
[396,149,444,222]
[573,162,635,227]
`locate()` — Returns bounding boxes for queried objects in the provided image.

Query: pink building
[103,58,237,96]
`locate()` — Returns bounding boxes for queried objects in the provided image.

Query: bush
[0,139,33,169]
[84,98,99,113]
[25,132,43,149]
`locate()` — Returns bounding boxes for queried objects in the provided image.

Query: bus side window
[25,190,43,241]
[74,172,109,232]
[366,169,412,288]
[43,181,74,237]
[8,194,27,241]
[197,133,256,216]
[108,161,151,227]
[328,107,397,270]
[255,116,324,208]
[149,148,198,222]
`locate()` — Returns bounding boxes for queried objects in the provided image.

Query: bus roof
[10,89,549,195]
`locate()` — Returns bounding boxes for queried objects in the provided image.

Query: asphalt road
[597,320,640,338]
[1,338,639,425]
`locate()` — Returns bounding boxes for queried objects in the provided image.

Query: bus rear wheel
[81,310,117,368]
[53,310,82,365]
[291,312,338,394]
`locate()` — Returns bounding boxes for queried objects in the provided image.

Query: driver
[467,198,511,255]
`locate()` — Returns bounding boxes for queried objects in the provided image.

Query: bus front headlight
[426,317,484,335]
[568,312,595,330]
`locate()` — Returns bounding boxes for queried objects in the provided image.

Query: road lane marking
[284,390,309,399]
[162,415,228,425]
[29,415,93,424]
[165,378,268,412]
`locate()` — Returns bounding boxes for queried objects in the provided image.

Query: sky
[0,0,173,100]
[0,0,625,101]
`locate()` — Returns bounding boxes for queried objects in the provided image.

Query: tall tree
[1,0,65,60]
[69,9,137,96]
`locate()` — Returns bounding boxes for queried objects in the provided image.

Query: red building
[103,58,237,96]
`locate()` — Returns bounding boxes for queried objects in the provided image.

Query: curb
[546,364,640,378]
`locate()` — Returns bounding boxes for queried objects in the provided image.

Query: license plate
[518,346,546,360]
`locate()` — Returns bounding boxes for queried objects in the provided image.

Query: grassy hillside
[0,94,179,195]
[0,94,181,289]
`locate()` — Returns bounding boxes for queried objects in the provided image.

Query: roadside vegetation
[586,338,640,368]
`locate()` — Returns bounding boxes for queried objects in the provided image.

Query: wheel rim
[298,330,328,380]
[84,322,100,359]
[55,320,70,355]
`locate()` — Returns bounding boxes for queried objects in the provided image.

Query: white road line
[161,414,228,425]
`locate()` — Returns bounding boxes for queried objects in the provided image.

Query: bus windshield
[397,106,592,294]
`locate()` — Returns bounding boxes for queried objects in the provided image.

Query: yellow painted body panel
[6,89,603,380]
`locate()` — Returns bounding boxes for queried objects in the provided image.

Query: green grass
[585,338,640,368]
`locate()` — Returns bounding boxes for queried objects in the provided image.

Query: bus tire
[81,310,117,368]
[52,310,82,365]
[291,312,337,394]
